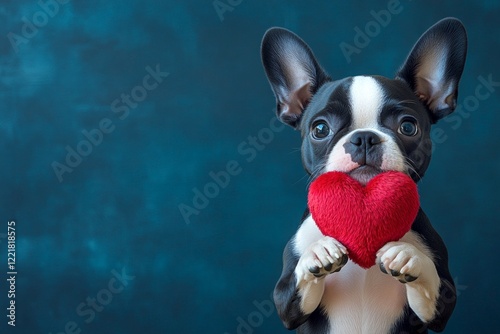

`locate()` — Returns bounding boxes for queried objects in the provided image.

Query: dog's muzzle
[342,131,384,184]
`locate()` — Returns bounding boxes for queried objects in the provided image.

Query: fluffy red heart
[308,171,420,268]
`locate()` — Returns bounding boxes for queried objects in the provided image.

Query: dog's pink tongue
[308,171,420,268]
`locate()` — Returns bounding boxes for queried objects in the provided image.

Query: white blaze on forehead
[325,76,406,175]
[349,76,385,129]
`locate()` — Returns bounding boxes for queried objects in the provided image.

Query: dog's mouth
[348,165,382,185]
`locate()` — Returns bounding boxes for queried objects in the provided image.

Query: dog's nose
[350,131,382,148]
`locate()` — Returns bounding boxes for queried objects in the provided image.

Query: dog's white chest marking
[293,217,413,333]
[322,262,406,334]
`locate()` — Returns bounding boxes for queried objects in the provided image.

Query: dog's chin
[348,165,382,185]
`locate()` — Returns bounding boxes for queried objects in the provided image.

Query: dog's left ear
[396,18,467,122]
[261,28,330,128]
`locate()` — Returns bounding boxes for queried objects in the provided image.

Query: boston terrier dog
[261,18,467,333]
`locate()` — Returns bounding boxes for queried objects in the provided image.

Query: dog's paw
[295,236,348,283]
[377,241,441,322]
[377,241,427,283]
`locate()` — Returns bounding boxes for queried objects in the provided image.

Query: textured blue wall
[1,0,499,333]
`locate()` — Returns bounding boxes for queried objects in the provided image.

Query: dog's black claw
[313,272,325,278]
[379,262,388,274]
[404,274,418,282]
[399,279,407,284]
[340,254,348,266]
[390,269,400,277]
[324,263,333,272]
[309,266,321,274]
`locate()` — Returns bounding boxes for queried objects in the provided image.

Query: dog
[261,17,467,333]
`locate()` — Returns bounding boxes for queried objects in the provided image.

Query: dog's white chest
[322,262,407,334]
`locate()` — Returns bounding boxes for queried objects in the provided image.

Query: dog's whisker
[403,157,422,181]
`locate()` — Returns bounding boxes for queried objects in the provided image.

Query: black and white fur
[261,18,467,334]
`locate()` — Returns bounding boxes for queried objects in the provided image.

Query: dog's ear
[261,28,330,128]
[396,18,467,123]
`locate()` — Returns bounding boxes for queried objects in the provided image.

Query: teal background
[1,0,499,333]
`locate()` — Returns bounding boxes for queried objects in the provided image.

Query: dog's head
[261,18,467,184]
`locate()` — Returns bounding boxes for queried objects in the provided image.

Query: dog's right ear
[261,28,330,128]
[396,18,467,122]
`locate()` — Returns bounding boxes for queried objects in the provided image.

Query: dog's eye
[312,122,330,139]
[399,119,418,136]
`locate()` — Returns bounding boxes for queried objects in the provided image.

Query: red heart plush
[308,171,420,268]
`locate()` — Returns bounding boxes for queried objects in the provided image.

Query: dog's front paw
[295,236,348,283]
[377,241,441,322]
[377,241,428,283]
